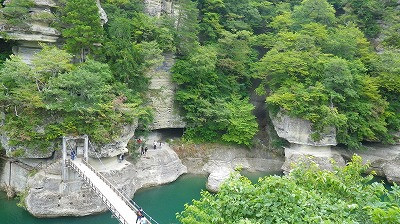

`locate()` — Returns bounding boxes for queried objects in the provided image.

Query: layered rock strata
[0,0,108,63]
[172,143,284,192]
[147,53,185,130]
[270,111,342,173]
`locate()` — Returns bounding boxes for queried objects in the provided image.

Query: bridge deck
[70,158,139,224]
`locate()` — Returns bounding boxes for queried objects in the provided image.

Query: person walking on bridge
[136,208,144,223]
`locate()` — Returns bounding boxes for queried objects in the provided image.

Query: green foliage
[16,189,28,208]
[221,96,258,146]
[173,45,258,145]
[0,46,150,151]
[178,155,400,223]
[338,0,384,38]
[175,0,200,56]
[1,0,34,26]
[60,0,104,60]
[44,60,113,112]
[0,40,13,69]
[293,0,336,26]
[250,0,396,149]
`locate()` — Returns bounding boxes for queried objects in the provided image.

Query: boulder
[147,53,186,130]
[282,144,345,174]
[206,167,234,192]
[270,111,337,146]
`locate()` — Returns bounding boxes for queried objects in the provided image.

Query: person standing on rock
[144,146,148,155]
[140,146,145,155]
[153,140,157,150]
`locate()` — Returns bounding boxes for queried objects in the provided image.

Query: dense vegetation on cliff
[172,0,400,148]
[178,156,400,223]
[0,0,399,152]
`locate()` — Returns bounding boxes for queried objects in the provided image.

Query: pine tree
[61,0,104,62]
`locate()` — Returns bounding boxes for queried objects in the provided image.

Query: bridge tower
[61,135,89,192]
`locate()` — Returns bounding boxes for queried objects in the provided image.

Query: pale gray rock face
[90,122,138,158]
[144,0,175,17]
[25,144,186,217]
[206,167,234,192]
[0,134,55,158]
[1,0,108,63]
[335,144,400,184]
[174,143,284,192]
[0,160,31,192]
[270,111,337,146]
[282,144,345,174]
[147,53,186,130]
[96,0,108,25]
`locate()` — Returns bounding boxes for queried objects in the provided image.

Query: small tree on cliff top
[61,0,104,61]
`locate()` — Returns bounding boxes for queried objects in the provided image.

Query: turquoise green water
[0,174,207,224]
[0,172,393,224]
[133,174,207,224]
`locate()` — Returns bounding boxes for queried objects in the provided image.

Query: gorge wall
[0,0,107,63]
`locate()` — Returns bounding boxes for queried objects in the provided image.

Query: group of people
[153,140,162,150]
[135,137,163,156]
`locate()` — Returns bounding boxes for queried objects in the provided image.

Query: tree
[178,155,400,223]
[32,44,73,88]
[222,96,258,146]
[174,0,200,56]
[293,0,336,26]
[61,0,104,61]
[1,0,34,26]
[44,60,113,112]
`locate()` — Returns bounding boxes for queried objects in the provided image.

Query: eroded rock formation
[147,53,185,130]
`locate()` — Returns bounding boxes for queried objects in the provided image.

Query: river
[0,170,392,224]
[0,171,281,224]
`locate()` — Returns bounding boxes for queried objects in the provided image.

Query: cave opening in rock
[0,39,14,67]
[154,128,185,141]
[135,128,185,143]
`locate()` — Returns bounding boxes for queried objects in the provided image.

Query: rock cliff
[172,143,284,192]
[144,0,175,17]
[0,0,107,63]
[270,111,343,173]
[335,144,400,184]
[147,53,185,130]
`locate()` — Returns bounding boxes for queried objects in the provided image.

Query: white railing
[67,159,159,224]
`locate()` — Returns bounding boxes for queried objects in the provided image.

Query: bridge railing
[69,158,159,224]
[67,159,131,224]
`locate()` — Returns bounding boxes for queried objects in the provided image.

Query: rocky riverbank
[171,141,284,192]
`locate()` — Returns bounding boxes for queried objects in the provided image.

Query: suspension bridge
[62,136,158,224]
